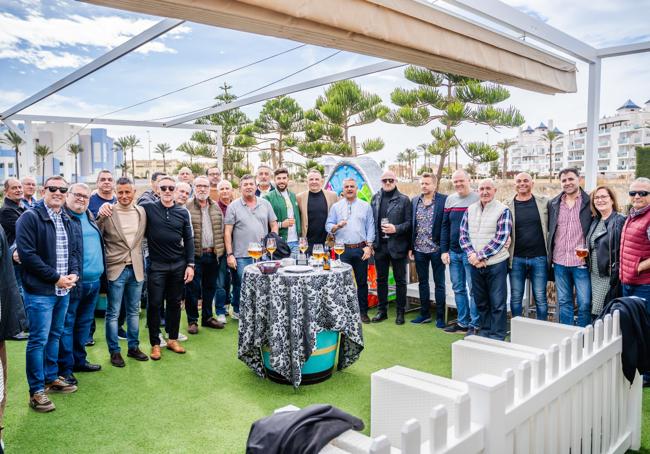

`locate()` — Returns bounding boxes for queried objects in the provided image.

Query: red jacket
[620,207,650,285]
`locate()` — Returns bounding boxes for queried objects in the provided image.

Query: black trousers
[340,247,369,315]
[185,253,220,324]
[147,261,185,346]
[374,249,408,314]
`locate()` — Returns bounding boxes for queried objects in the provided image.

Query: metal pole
[585,58,601,191]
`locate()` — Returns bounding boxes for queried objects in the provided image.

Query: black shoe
[372,312,388,323]
[443,323,469,334]
[110,352,125,368]
[73,362,101,372]
[85,338,95,347]
[127,348,149,362]
[63,374,78,386]
[360,314,371,324]
[395,312,405,325]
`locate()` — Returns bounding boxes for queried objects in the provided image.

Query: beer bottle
[322,247,331,271]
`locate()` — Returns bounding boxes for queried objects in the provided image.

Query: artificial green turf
[3,308,649,453]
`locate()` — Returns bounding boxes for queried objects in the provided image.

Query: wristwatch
[187,264,195,268]
[227,253,234,257]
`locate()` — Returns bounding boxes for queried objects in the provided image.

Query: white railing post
[454,394,471,438]
[430,405,448,454]
[369,435,392,454]
[467,374,508,454]
[401,419,421,454]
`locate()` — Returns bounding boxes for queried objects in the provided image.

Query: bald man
[505,173,549,321]
[370,171,411,325]
[459,179,512,340]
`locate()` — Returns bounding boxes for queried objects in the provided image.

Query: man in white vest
[459,178,512,340]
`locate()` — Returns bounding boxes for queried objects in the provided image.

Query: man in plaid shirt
[16,176,80,413]
[459,179,512,340]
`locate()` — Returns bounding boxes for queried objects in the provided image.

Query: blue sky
[1,0,649,165]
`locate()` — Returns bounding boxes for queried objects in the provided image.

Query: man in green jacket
[264,168,301,254]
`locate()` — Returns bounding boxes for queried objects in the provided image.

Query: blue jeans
[414,250,446,321]
[471,260,508,340]
[58,280,100,376]
[106,266,144,353]
[214,256,229,316]
[509,256,548,321]
[554,264,592,327]
[232,257,254,314]
[449,250,478,329]
[287,241,299,256]
[24,292,70,394]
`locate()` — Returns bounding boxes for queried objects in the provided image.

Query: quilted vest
[467,199,510,266]
[187,198,225,257]
[619,208,650,285]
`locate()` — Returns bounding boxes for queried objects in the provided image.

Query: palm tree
[34,144,52,185]
[154,143,171,173]
[403,148,418,180]
[126,135,141,179]
[396,151,407,179]
[1,130,23,179]
[177,141,209,165]
[114,136,131,177]
[417,142,430,172]
[494,139,516,180]
[67,143,83,183]
[540,130,563,181]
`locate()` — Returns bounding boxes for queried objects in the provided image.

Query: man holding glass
[264,168,301,254]
[369,171,411,325]
[326,178,375,324]
[547,167,592,327]
[224,175,278,320]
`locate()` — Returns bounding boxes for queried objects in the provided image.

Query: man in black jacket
[547,167,593,326]
[370,171,412,325]
[16,176,80,412]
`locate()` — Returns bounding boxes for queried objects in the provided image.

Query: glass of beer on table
[248,241,263,264]
[333,241,345,265]
[266,237,277,261]
[312,244,324,267]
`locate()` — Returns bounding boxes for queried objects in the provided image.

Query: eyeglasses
[381,179,395,183]
[160,185,176,192]
[593,195,610,201]
[46,186,68,194]
[72,192,89,200]
[629,191,649,197]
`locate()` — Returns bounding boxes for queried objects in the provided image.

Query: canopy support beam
[584,58,601,191]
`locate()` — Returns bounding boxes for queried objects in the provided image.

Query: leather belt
[345,242,367,249]
[201,248,214,254]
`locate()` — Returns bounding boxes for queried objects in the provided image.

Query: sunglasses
[629,191,649,197]
[160,185,176,192]
[381,179,395,184]
[46,186,68,194]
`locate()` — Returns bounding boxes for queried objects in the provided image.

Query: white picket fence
[276,313,644,454]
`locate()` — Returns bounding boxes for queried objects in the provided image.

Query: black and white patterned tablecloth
[238,263,364,387]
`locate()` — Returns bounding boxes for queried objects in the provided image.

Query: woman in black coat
[586,186,626,318]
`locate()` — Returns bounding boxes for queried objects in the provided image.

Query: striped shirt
[459,208,512,260]
[46,205,69,296]
[552,193,584,267]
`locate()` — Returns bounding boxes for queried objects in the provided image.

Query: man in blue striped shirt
[326,178,375,323]
[459,179,512,340]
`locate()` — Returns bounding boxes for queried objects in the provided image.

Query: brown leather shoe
[166,340,186,354]
[187,323,199,335]
[150,345,161,361]
[201,317,225,329]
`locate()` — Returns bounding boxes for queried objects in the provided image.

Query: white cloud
[0,12,190,69]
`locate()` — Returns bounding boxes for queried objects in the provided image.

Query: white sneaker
[216,314,227,324]
[158,334,167,348]
[232,311,239,320]
[177,332,188,342]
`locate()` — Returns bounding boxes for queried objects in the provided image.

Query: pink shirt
[552,193,584,267]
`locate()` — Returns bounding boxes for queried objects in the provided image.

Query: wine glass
[248,241,263,264]
[299,237,308,254]
[266,237,277,261]
[381,218,390,239]
[575,241,588,269]
[334,241,345,265]
[312,244,324,268]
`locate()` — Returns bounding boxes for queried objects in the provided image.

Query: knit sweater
[440,191,479,253]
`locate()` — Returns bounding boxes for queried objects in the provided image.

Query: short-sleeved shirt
[225,197,277,258]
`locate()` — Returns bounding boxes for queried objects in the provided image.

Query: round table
[238,262,364,387]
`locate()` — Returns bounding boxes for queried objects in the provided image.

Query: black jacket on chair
[370,188,412,259]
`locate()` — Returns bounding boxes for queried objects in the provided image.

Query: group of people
[0,162,647,417]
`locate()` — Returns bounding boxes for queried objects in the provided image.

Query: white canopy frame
[0,0,648,188]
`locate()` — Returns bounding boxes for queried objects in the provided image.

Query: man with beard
[255,165,274,197]
[207,167,222,201]
[264,168,301,254]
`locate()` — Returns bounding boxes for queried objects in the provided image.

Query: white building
[507,121,565,177]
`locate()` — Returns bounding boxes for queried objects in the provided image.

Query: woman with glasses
[586,186,625,318]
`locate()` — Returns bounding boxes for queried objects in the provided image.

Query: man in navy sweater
[440,170,479,334]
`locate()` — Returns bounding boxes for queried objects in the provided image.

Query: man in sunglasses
[369,171,411,325]
[619,177,650,388]
[16,176,80,412]
[59,184,104,384]
[138,176,195,360]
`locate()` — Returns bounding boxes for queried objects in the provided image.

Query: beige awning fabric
[83,0,577,94]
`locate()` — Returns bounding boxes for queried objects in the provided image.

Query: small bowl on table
[257,261,282,275]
